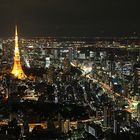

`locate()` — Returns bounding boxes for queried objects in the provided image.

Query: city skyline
[0,1,140,139]
[0,0,139,37]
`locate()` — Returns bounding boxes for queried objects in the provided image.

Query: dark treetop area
[0,0,139,37]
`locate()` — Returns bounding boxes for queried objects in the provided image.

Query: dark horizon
[0,0,139,37]
[0,24,140,38]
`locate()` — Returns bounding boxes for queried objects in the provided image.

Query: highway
[80,65,138,116]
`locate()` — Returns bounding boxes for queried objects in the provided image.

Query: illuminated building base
[11,59,26,79]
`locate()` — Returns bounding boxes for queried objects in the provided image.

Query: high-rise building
[63,57,71,73]
[103,106,111,127]
[11,26,27,79]
[137,103,140,123]
[133,63,140,95]
[0,39,2,56]
[47,64,55,84]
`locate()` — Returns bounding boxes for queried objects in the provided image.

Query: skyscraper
[11,26,27,79]
[133,63,140,96]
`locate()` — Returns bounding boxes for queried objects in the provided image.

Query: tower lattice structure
[11,26,27,79]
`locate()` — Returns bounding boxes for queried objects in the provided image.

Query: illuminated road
[87,73,137,114]
[77,64,138,116]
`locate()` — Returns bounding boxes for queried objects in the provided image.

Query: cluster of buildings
[0,27,140,139]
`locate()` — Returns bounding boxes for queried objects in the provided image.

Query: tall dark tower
[63,57,71,73]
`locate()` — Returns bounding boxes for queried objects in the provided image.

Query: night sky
[0,0,139,37]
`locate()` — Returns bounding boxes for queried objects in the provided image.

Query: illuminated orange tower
[11,26,27,79]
